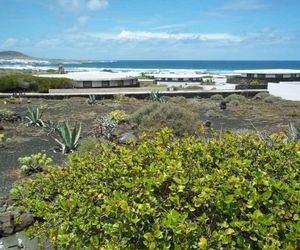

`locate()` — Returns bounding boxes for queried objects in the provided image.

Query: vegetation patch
[10,129,300,249]
[225,94,247,103]
[132,102,200,135]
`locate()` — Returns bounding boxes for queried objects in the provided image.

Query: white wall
[268,82,300,101]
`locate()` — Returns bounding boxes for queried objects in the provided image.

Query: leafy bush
[54,122,81,154]
[11,129,300,249]
[109,110,129,124]
[225,94,246,103]
[205,109,223,118]
[76,137,101,156]
[263,95,282,103]
[0,74,72,93]
[132,103,200,136]
[254,92,270,100]
[229,100,240,107]
[210,94,224,101]
[18,153,53,176]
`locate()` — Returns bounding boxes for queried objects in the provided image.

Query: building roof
[147,73,209,79]
[35,71,138,81]
[235,69,300,74]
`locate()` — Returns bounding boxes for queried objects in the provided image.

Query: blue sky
[0,0,299,60]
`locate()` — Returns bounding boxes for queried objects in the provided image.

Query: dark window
[119,81,124,87]
[291,74,296,78]
[277,74,284,79]
[83,81,92,88]
[257,74,265,78]
[102,81,110,87]
[168,78,173,81]
[247,74,254,78]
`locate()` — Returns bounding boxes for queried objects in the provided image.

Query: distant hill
[0,51,34,60]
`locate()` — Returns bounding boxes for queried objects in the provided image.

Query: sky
[0,0,299,60]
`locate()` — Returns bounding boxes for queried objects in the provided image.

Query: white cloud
[57,0,108,12]
[66,16,90,32]
[1,38,19,48]
[114,30,243,42]
[222,0,265,11]
[86,0,108,11]
[36,38,62,49]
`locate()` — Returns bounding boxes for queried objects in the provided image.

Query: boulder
[0,125,4,131]
[118,132,137,144]
[0,212,14,237]
[14,213,34,232]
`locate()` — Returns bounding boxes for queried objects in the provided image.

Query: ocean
[1,59,300,72]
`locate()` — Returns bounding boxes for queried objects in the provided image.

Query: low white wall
[268,82,300,101]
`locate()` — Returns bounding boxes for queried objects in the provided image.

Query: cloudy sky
[0,0,299,60]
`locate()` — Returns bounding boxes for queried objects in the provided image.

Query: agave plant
[149,90,166,103]
[289,122,300,140]
[54,122,81,154]
[45,120,59,135]
[87,95,97,105]
[25,107,44,127]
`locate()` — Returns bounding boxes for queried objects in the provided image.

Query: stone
[118,132,137,144]
[220,101,227,110]
[14,213,34,232]
[130,123,138,130]
[0,125,4,131]
[0,212,14,237]
[204,120,212,128]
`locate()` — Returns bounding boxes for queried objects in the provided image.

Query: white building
[268,81,300,101]
[235,69,300,81]
[147,72,208,83]
[35,71,139,88]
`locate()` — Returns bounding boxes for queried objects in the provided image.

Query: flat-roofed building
[35,71,139,88]
[147,72,208,83]
[235,69,300,81]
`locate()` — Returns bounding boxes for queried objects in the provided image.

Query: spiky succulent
[87,95,97,105]
[289,122,300,140]
[25,107,44,127]
[45,120,59,135]
[149,90,166,103]
[54,122,81,154]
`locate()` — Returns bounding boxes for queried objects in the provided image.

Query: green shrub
[11,129,300,249]
[225,94,246,103]
[254,92,270,100]
[132,102,200,135]
[229,100,240,107]
[0,74,72,93]
[109,110,129,124]
[18,153,53,176]
[263,95,282,103]
[35,77,72,93]
[210,94,224,101]
[205,109,223,118]
[76,137,101,156]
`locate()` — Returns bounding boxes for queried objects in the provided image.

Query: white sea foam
[0,59,51,65]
